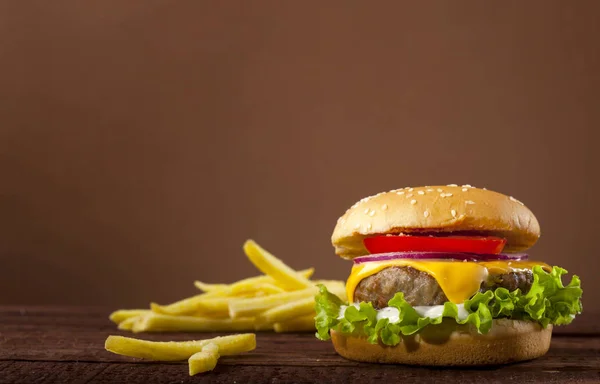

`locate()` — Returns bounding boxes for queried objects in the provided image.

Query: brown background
[1,1,598,310]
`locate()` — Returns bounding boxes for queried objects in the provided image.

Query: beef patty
[353,266,533,308]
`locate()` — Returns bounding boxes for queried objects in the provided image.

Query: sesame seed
[364,208,369,214]
[445,193,453,197]
[482,187,487,190]
[437,188,443,192]
[424,210,430,218]
[396,191,405,195]
[426,188,434,192]
[382,204,388,210]
[462,188,468,192]
[465,200,475,204]
[447,184,458,187]
[451,209,457,218]
[462,184,472,188]
[368,210,375,217]
[406,193,413,198]
[408,188,414,192]
[417,191,425,195]
[410,199,417,205]
[440,193,447,198]
[509,196,524,205]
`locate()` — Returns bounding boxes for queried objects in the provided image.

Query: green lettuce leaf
[314,283,344,340]
[314,265,582,346]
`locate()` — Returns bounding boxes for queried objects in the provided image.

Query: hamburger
[315,185,582,365]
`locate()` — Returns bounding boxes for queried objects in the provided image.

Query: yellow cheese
[346,259,551,304]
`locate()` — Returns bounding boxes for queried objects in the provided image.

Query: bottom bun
[331,318,552,366]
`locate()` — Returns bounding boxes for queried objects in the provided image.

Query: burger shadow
[416,361,534,371]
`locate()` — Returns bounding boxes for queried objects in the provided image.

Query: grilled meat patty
[353,266,534,308]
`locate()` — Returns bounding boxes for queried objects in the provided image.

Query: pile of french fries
[109,240,346,334]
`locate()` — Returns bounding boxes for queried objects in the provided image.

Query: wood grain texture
[1,307,599,383]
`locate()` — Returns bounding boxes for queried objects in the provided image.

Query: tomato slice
[363,235,507,255]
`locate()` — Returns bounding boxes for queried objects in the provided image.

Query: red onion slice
[353,252,528,264]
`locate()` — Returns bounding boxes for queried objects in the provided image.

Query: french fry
[192,282,230,294]
[254,283,285,295]
[229,279,275,295]
[105,334,256,361]
[151,295,230,317]
[117,315,139,331]
[229,287,318,318]
[243,240,312,290]
[189,343,220,376]
[194,268,314,295]
[273,315,316,333]
[252,318,275,331]
[131,313,257,333]
[109,309,150,324]
[259,283,345,323]
[259,297,315,323]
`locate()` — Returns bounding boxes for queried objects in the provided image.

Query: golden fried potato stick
[259,297,315,323]
[191,282,230,294]
[194,268,314,295]
[104,333,255,361]
[109,309,150,324]
[243,240,312,290]
[253,321,274,331]
[117,316,139,331]
[151,295,230,317]
[229,279,347,319]
[228,287,318,318]
[259,282,346,323]
[188,343,220,376]
[131,313,257,333]
[273,315,316,333]
[253,283,285,295]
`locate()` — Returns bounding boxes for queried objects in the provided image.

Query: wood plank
[2,361,599,384]
[0,361,15,376]
[0,361,110,384]
[2,326,599,370]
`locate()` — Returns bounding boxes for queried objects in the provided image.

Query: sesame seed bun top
[332,185,540,259]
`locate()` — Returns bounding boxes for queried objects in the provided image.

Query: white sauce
[338,303,468,323]
[376,307,400,323]
[414,304,469,321]
[337,303,360,319]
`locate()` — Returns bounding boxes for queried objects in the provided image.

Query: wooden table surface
[1,306,599,383]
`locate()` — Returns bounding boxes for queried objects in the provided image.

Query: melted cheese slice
[346,259,551,304]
